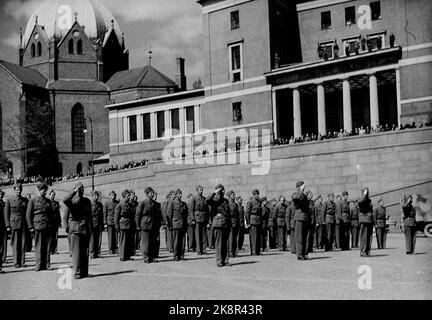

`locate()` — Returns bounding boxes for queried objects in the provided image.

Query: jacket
[26,196,55,231]
[373,206,387,228]
[350,203,360,227]
[114,200,135,230]
[322,200,336,224]
[91,200,103,229]
[315,203,325,224]
[0,200,5,231]
[309,200,316,226]
[237,203,245,227]
[292,193,310,222]
[167,198,188,230]
[189,195,209,223]
[357,196,373,224]
[103,199,118,226]
[63,191,92,235]
[261,204,270,230]
[273,202,287,227]
[206,193,230,229]
[286,202,296,229]
[52,200,62,229]
[228,200,239,228]
[161,200,171,227]
[245,197,262,226]
[335,201,342,224]
[5,196,28,230]
[136,197,160,231]
[402,202,416,227]
[341,200,351,223]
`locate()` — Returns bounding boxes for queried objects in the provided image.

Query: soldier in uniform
[48,190,61,255]
[152,191,163,259]
[245,189,262,256]
[292,181,311,260]
[115,190,135,261]
[350,201,360,248]
[26,182,55,271]
[189,185,209,255]
[260,197,270,252]
[236,196,245,252]
[103,191,119,254]
[5,183,28,268]
[129,191,139,254]
[186,193,196,252]
[89,191,103,259]
[322,193,336,252]
[206,185,231,267]
[267,199,278,249]
[63,182,92,279]
[167,189,188,261]
[286,193,296,255]
[273,196,288,251]
[227,190,239,258]
[136,187,159,263]
[340,191,351,251]
[25,193,33,253]
[334,194,342,249]
[162,191,174,253]
[358,187,373,257]
[0,189,5,273]
[314,195,325,250]
[306,191,316,254]
[373,198,387,250]
[401,195,417,254]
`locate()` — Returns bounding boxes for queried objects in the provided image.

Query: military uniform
[286,201,296,254]
[136,196,160,263]
[373,205,387,249]
[236,202,245,251]
[292,192,311,260]
[350,203,360,248]
[228,199,239,257]
[315,201,326,249]
[340,200,351,250]
[103,198,119,254]
[64,187,92,278]
[402,200,417,254]
[153,200,163,258]
[358,194,373,257]
[273,201,288,251]
[260,203,270,251]
[186,198,197,252]
[322,200,336,251]
[89,199,103,258]
[189,194,209,255]
[267,203,277,249]
[167,197,188,261]
[130,199,139,254]
[0,197,5,272]
[306,198,316,253]
[50,199,62,254]
[115,200,135,261]
[162,199,173,253]
[245,197,262,256]
[334,200,341,248]
[5,195,28,267]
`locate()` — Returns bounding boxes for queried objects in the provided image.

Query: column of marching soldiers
[0,180,418,279]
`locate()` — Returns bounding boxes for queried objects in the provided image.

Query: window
[321,11,331,30]
[31,43,35,57]
[319,41,334,59]
[37,42,42,56]
[367,32,386,50]
[71,103,85,151]
[230,10,239,30]
[156,111,165,138]
[370,1,381,20]
[77,39,83,54]
[129,115,137,141]
[171,109,180,134]
[345,6,356,26]
[143,113,151,140]
[232,102,242,121]
[342,36,361,56]
[68,39,74,54]
[185,106,195,134]
[229,43,242,82]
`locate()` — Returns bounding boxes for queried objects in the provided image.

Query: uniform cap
[261,196,267,202]
[36,182,48,191]
[90,190,99,197]
[175,188,182,195]
[227,190,235,197]
[342,191,348,196]
[121,189,130,199]
[296,181,305,188]
[215,184,224,191]
[252,189,259,195]
[196,185,203,191]
[145,187,154,195]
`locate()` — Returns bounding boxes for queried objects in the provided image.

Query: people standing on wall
[236,196,245,252]
[89,191,103,259]
[358,187,374,257]
[373,198,388,250]
[292,181,311,261]
[115,190,135,261]
[322,193,336,252]
[103,191,119,255]
[48,190,61,255]
[401,195,417,255]
[245,189,262,256]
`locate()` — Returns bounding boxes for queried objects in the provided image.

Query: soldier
[152,191,163,259]
[260,197,270,252]
[130,191,139,255]
[5,183,29,268]
[63,182,92,279]
[89,191,103,259]
[136,187,159,263]
[267,199,278,249]
[334,194,342,249]
[227,190,239,258]
[207,204,216,250]
[0,189,5,273]
[373,198,388,250]
[306,191,316,254]
[25,193,33,253]
[189,185,209,255]
[206,185,231,267]
[315,195,326,250]
[292,181,311,260]
[167,189,188,261]
[64,206,72,257]
[340,191,351,251]
[358,187,373,257]
[103,191,119,255]
[186,193,196,252]
[401,195,417,255]
[286,193,296,255]
[236,196,245,252]
[322,193,336,252]
[162,191,174,253]
[274,196,288,251]
[115,190,135,261]
[245,189,262,256]
[26,182,55,271]
[48,190,61,255]
[350,201,360,248]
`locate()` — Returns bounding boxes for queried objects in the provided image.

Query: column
[150,112,156,139]
[395,68,401,126]
[342,79,353,133]
[179,107,185,135]
[164,110,170,136]
[317,83,326,136]
[293,88,301,138]
[137,114,143,140]
[369,73,379,129]
[272,90,278,139]
[194,105,200,132]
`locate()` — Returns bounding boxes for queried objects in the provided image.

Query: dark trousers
[12,228,26,266]
[2,230,7,262]
[141,229,157,262]
[25,227,33,252]
[340,222,350,250]
[195,222,206,254]
[107,225,118,253]
[173,228,185,260]
[119,229,134,260]
[228,227,238,257]
[404,226,417,254]
[306,224,315,253]
[249,225,261,255]
[187,225,196,251]
[49,228,59,254]
[34,229,51,270]
[155,229,160,258]
[325,223,335,251]
[295,220,309,258]
[360,223,373,256]
[237,226,245,250]
[277,226,287,250]
[89,227,102,258]
[334,223,340,248]
[376,227,386,249]
[207,225,215,248]
[260,227,268,250]
[68,233,73,255]
[71,233,89,277]
[290,228,296,254]
[165,228,173,252]
[317,224,326,249]
[351,223,360,247]
[214,227,229,265]
[134,229,140,252]
[268,226,277,249]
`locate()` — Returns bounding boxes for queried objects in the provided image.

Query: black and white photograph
[0,0,431,310]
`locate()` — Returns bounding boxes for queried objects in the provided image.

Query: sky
[0,0,204,88]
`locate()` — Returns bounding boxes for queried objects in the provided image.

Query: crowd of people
[0,181,419,278]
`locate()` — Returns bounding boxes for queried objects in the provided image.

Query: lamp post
[83,116,94,191]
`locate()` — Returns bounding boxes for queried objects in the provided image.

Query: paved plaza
[1,231,431,300]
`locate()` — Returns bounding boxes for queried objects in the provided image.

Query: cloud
[2,32,20,48]
[3,0,43,21]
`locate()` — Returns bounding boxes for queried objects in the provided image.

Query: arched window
[68,39,74,54]
[71,103,85,151]
[37,42,42,56]
[77,39,83,54]
[31,43,35,57]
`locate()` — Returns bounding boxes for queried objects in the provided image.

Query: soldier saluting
[401,195,417,255]
[292,181,311,260]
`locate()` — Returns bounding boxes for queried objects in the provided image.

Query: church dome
[23,0,122,46]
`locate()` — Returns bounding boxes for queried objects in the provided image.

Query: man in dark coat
[5,183,29,268]
[401,195,417,254]
[189,185,209,255]
[162,191,174,253]
[245,189,262,256]
[129,191,139,255]
[0,189,6,273]
[340,191,351,251]
[115,190,135,261]
[260,197,270,252]
[103,191,119,255]
[306,191,316,254]
[273,196,288,251]
[48,190,61,255]
[322,193,336,252]
[314,195,326,249]
[236,196,245,251]
[26,182,55,271]
[267,199,278,249]
[152,191,163,259]
[227,190,239,258]
[63,182,92,279]
[186,193,196,252]
[373,198,388,250]
[358,187,374,257]
[89,191,103,259]
[206,185,231,267]
[334,194,342,249]
[286,193,297,255]
[167,189,188,261]
[292,181,311,260]
[350,201,360,248]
